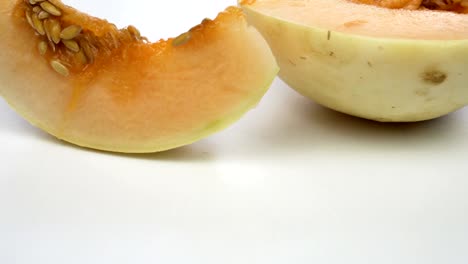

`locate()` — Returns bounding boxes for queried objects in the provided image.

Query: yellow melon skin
[0,1,278,153]
[241,1,468,122]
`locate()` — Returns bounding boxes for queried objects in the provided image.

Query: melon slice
[240,0,468,122]
[0,0,278,153]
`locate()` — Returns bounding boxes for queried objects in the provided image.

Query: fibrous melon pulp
[0,0,278,153]
[241,0,468,122]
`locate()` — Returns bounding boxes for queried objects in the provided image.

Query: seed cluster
[23,0,96,77]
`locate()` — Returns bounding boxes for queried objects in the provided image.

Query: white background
[1,0,468,263]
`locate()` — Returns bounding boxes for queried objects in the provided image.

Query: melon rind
[241,2,468,122]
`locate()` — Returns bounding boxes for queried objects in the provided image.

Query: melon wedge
[241,0,468,122]
[0,0,278,153]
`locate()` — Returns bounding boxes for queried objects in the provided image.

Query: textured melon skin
[242,2,468,122]
[0,1,278,153]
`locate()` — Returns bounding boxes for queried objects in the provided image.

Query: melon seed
[62,39,80,52]
[48,19,62,44]
[25,11,34,28]
[127,25,140,39]
[37,11,50,19]
[79,39,95,63]
[202,18,212,24]
[60,25,82,40]
[38,41,48,55]
[38,11,50,19]
[31,13,45,35]
[50,60,69,76]
[40,1,62,16]
[76,49,88,65]
[48,40,56,52]
[172,32,191,47]
[43,19,53,42]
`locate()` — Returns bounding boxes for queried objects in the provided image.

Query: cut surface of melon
[241,0,468,122]
[242,0,468,40]
[0,0,278,153]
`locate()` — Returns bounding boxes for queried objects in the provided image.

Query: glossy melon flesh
[0,0,278,153]
[241,0,468,122]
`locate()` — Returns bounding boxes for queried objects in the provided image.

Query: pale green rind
[242,4,468,122]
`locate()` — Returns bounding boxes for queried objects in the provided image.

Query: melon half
[241,0,468,122]
[0,0,278,153]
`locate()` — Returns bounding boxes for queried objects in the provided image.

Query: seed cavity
[23,0,145,77]
[50,60,69,76]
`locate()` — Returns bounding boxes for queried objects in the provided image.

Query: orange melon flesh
[241,0,468,122]
[0,0,278,153]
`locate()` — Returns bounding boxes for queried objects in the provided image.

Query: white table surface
[1,1,468,263]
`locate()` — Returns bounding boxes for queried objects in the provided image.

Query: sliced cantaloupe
[0,0,278,153]
[240,0,468,122]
